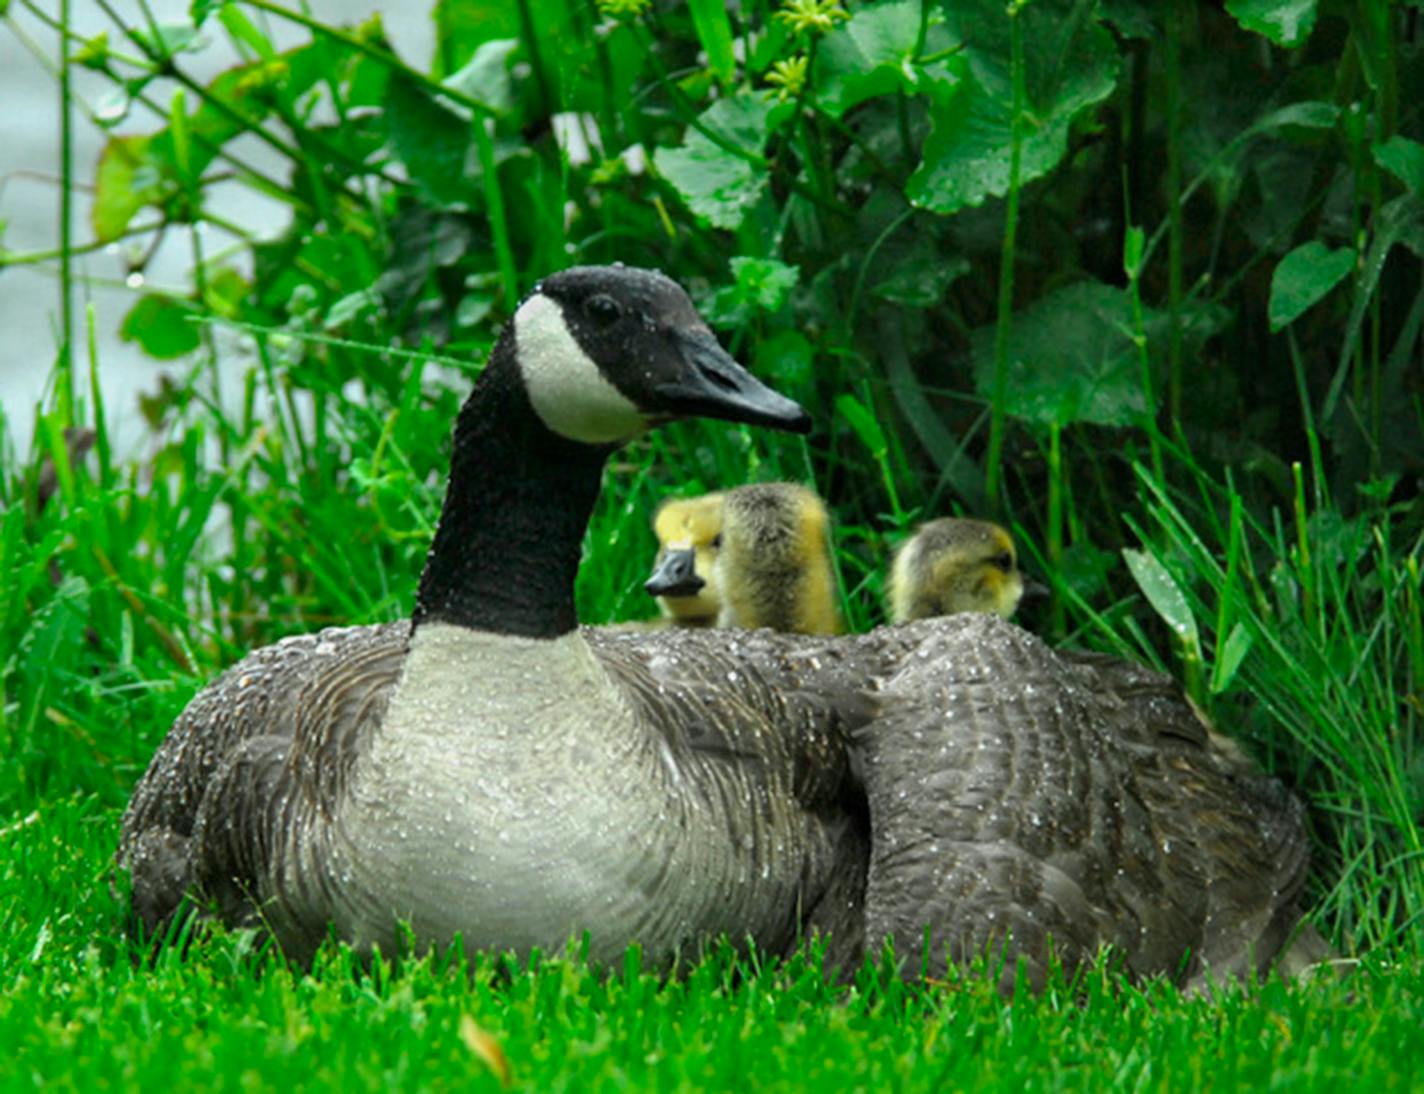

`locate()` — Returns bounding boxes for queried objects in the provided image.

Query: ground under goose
[118,265,869,966]
[644,483,842,636]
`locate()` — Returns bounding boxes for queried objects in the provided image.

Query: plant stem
[985,3,1026,515]
[57,0,74,426]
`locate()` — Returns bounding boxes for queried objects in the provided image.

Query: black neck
[412,338,612,638]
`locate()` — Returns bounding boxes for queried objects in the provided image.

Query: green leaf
[1123,548,1200,649]
[1374,135,1424,196]
[132,22,207,59]
[653,94,784,230]
[1226,0,1318,49]
[119,295,202,359]
[969,281,1228,428]
[1268,242,1355,331]
[835,394,888,457]
[753,330,815,392]
[815,0,962,118]
[688,0,736,85]
[908,0,1118,213]
[385,74,474,208]
[218,3,276,60]
[873,249,969,307]
[1247,100,1338,134]
[705,257,799,324]
[91,135,167,241]
[1210,623,1254,694]
[969,281,1145,427]
[442,38,519,115]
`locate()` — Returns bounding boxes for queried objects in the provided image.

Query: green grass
[4,796,1421,1091]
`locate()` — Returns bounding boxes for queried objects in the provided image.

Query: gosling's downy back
[888,518,1025,623]
[716,483,843,636]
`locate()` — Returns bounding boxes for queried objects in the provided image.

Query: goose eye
[991,551,1014,572]
[710,534,723,549]
[585,294,623,326]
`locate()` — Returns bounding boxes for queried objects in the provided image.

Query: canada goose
[118,265,868,966]
[117,264,1319,990]
[714,483,843,635]
[644,492,726,627]
[887,517,1026,622]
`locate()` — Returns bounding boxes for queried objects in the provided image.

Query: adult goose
[118,264,1319,989]
[119,265,868,967]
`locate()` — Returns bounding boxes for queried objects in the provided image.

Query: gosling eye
[584,293,623,326]
[990,551,1014,572]
[710,534,723,549]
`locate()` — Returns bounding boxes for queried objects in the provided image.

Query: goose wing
[852,614,1312,990]
[118,621,410,940]
[584,624,877,961]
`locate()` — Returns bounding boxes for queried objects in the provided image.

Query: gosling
[887,517,1026,623]
[645,484,843,636]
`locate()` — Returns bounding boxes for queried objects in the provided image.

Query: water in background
[0,1,433,459]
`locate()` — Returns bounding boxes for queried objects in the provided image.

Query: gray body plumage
[120,609,1315,987]
[119,619,868,967]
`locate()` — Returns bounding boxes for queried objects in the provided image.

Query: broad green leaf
[120,295,202,359]
[874,250,969,307]
[385,74,474,208]
[689,0,736,85]
[969,281,1229,429]
[815,0,961,117]
[706,258,800,324]
[1374,135,1424,196]
[1268,242,1355,331]
[1123,548,1200,648]
[653,94,785,230]
[908,0,1118,213]
[91,135,166,241]
[1210,622,1254,694]
[1226,0,1318,48]
[442,38,519,115]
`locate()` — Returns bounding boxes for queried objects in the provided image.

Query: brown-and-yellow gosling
[715,482,843,636]
[887,517,1026,622]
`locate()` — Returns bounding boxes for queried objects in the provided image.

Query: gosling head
[715,483,843,636]
[645,492,727,626]
[887,518,1026,623]
[513,265,812,445]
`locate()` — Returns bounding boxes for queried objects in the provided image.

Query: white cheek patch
[514,294,648,444]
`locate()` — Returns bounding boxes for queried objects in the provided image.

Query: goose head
[887,518,1027,623]
[645,492,727,626]
[514,265,811,444]
[414,266,811,638]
